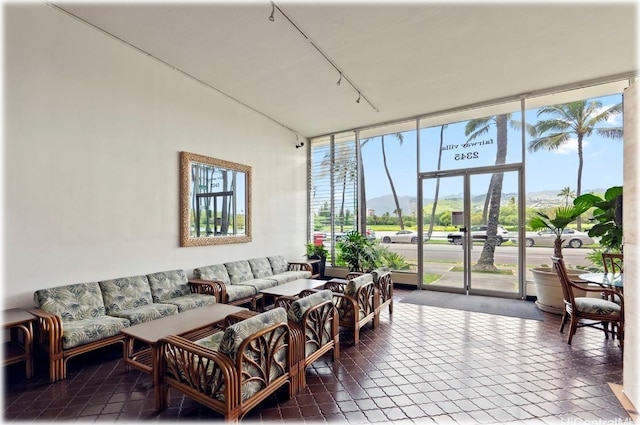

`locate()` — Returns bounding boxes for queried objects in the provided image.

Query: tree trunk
[428,125,446,239]
[576,135,584,231]
[474,114,507,271]
[554,237,564,259]
[382,136,404,229]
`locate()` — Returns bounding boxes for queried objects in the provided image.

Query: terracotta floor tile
[3,287,630,423]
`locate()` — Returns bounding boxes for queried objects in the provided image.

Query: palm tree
[320,143,357,233]
[427,124,447,240]
[528,99,622,230]
[557,186,575,207]
[529,202,591,259]
[464,114,510,271]
[361,133,406,230]
[381,133,405,229]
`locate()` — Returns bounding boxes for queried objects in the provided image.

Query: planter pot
[308,255,326,279]
[530,267,586,315]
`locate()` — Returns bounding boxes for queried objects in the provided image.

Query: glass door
[419,167,523,298]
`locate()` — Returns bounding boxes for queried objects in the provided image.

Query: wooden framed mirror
[180,151,251,246]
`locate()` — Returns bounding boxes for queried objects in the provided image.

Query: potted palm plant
[529,201,591,314]
[306,242,329,279]
[335,230,378,273]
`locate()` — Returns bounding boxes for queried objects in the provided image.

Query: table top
[3,309,36,327]
[579,272,624,288]
[259,279,327,297]
[121,303,246,343]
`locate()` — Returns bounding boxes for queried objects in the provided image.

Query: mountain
[366,188,608,215]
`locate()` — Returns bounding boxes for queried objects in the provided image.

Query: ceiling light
[268,2,275,22]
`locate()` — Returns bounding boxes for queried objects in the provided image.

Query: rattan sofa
[29,269,216,382]
[190,255,313,310]
[157,307,295,421]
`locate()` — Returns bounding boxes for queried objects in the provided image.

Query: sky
[361,93,624,200]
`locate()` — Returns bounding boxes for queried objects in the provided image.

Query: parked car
[447,225,510,246]
[512,228,594,248]
[381,230,428,244]
[335,229,376,242]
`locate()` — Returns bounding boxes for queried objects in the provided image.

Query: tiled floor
[3,287,629,423]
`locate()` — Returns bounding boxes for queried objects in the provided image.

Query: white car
[447,225,510,245]
[514,229,594,248]
[381,230,428,244]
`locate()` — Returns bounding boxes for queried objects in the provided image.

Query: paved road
[373,231,591,267]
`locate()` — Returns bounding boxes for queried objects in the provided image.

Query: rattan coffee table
[259,278,327,308]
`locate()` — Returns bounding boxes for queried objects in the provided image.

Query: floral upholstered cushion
[265,269,314,287]
[194,331,224,352]
[575,297,621,315]
[162,293,216,313]
[345,274,373,297]
[219,307,287,360]
[268,256,288,275]
[224,260,254,285]
[61,316,129,349]
[99,275,154,315]
[147,270,191,303]
[218,307,288,401]
[107,303,177,325]
[34,282,106,321]
[193,264,231,286]
[234,279,278,292]
[248,257,274,279]
[225,285,257,302]
[370,267,390,284]
[287,290,332,324]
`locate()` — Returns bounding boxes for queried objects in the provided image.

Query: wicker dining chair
[602,252,624,273]
[551,256,624,348]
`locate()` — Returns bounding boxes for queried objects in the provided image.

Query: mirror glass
[180,151,251,246]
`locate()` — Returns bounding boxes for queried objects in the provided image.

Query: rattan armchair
[323,274,378,345]
[157,308,295,421]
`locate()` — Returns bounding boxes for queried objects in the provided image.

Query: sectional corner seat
[191,256,313,309]
[29,269,216,382]
[157,307,295,421]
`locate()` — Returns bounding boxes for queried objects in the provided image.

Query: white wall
[3,4,308,308]
[623,82,639,410]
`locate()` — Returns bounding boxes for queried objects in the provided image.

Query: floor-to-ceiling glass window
[521,82,626,297]
[309,132,358,264]
[308,79,629,296]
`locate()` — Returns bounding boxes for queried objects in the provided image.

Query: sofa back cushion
[99,275,153,314]
[287,290,332,324]
[268,256,288,275]
[34,282,105,322]
[193,264,231,286]
[248,257,274,279]
[345,273,373,297]
[147,269,190,303]
[224,260,254,285]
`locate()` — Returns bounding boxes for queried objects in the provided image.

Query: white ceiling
[55,1,637,138]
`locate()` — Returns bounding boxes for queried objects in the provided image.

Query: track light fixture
[269,1,378,112]
[268,2,275,21]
